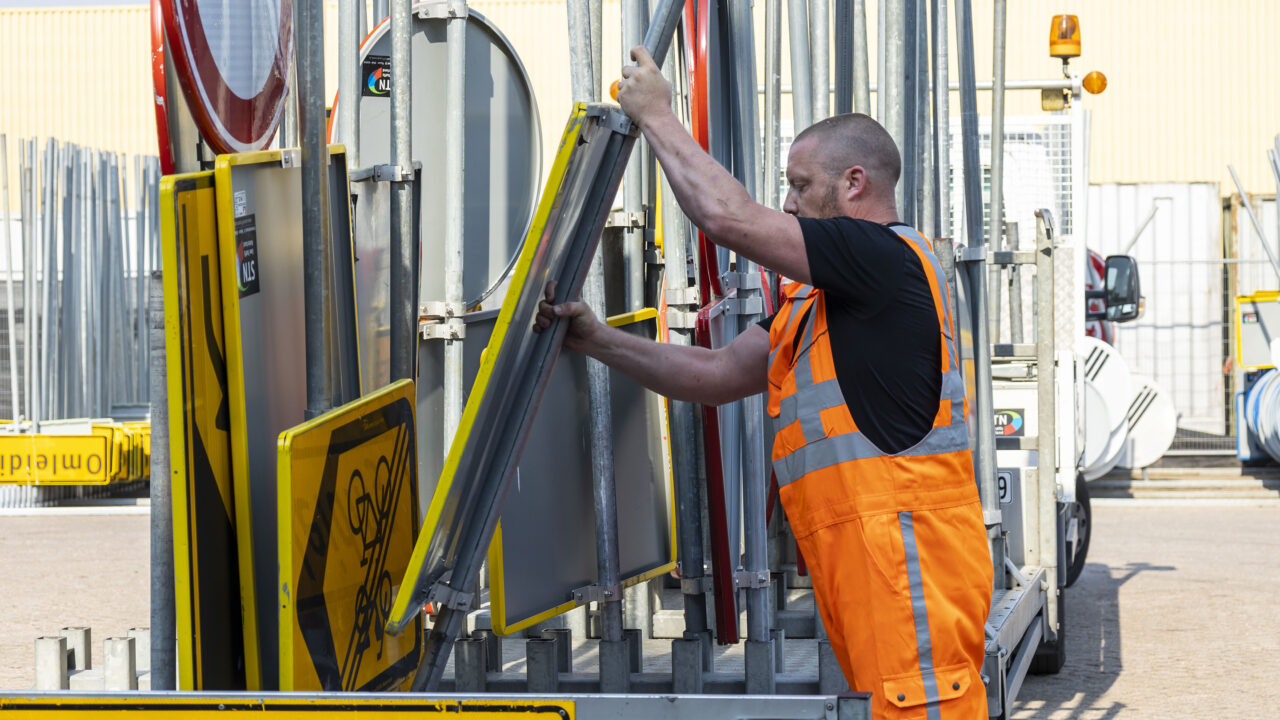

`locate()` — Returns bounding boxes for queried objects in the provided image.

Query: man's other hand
[534,281,600,354]
[617,46,671,127]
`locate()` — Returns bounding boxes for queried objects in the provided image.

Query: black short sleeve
[799,216,906,318]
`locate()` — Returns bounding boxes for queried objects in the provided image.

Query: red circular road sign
[161,0,293,154]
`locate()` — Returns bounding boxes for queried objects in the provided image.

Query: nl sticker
[235,215,261,298]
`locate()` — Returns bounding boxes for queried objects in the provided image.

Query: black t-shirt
[760,218,941,454]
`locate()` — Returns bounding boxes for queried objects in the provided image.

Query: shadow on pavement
[1012,561,1175,720]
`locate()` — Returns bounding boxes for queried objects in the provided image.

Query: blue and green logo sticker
[994,409,1024,437]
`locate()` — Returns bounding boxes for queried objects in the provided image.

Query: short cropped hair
[793,113,901,188]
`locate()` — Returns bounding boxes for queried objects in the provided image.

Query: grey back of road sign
[332,3,541,309]
[217,148,360,689]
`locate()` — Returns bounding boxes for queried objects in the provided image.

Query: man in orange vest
[536,46,992,719]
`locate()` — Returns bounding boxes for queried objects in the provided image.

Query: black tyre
[1029,588,1066,674]
[1063,473,1091,588]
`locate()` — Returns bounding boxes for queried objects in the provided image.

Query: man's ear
[844,165,868,200]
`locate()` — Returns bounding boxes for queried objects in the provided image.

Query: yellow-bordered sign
[0,435,109,485]
[277,379,421,691]
[161,171,248,690]
[0,697,573,719]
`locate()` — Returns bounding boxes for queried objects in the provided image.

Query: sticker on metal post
[362,55,391,96]
[277,379,422,691]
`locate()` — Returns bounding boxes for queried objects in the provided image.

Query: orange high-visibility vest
[767,225,992,719]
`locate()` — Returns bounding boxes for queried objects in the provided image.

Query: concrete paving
[1,500,1276,719]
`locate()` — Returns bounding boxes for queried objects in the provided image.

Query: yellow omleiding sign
[0,435,110,484]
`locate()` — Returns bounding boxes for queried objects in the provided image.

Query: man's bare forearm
[640,111,752,242]
[579,322,749,406]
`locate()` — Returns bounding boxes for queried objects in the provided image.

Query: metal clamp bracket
[666,308,697,330]
[664,285,700,307]
[420,320,466,340]
[606,209,647,229]
[991,250,1036,266]
[724,297,764,317]
[419,300,466,320]
[720,271,762,291]
[572,583,622,605]
[427,581,475,611]
[373,163,413,183]
[415,1,469,19]
[733,570,771,589]
[680,576,713,595]
[588,107,635,136]
[957,245,988,263]
[279,149,301,168]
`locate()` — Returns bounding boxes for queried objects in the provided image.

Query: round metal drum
[161,0,293,153]
[330,4,541,308]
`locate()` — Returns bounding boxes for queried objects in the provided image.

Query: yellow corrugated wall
[3,1,1279,206]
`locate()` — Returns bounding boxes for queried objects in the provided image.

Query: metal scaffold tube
[834,0,851,115]
[901,0,919,225]
[810,0,829,121]
[853,0,869,115]
[1,136,16,420]
[297,0,334,419]
[916,0,933,234]
[931,0,949,239]
[787,0,813,132]
[988,0,1006,338]
[441,0,467,448]
[621,0,647,313]
[883,0,905,212]
[568,0,623,646]
[765,0,782,210]
[339,0,362,167]
[390,0,418,386]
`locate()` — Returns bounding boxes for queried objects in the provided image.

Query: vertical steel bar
[787,0,813,132]
[389,0,416,386]
[730,0,759,200]
[954,0,981,247]
[280,1,300,149]
[0,136,16,420]
[1033,211,1056,621]
[810,0,829,121]
[876,0,885,122]
[339,0,362,167]
[38,140,55,419]
[988,0,1006,337]
[931,0,949,238]
[298,0,334,419]
[1007,223,1023,344]
[900,0,918,224]
[20,141,33,425]
[569,0,622,645]
[853,0,869,115]
[590,0,603,100]
[764,0,782,210]
[621,0,647,312]
[147,270,176,689]
[440,0,466,447]
[834,0,851,115]
[135,156,146,401]
[917,0,933,235]
[884,0,905,212]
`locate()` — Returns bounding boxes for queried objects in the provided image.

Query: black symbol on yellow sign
[293,394,420,692]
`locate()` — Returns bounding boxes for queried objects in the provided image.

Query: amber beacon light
[1083,70,1107,95]
[1049,14,1081,59]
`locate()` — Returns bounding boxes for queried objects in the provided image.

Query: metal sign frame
[160,171,245,690]
[216,146,361,690]
[277,379,422,692]
[161,0,293,153]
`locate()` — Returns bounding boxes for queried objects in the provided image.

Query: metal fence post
[0,136,17,420]
[787,0,813,132]
[148,270,176,689]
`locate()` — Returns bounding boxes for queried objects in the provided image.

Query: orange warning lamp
[1049,14,1081,60]
[1083,70,1107,95]
[610,79,622,102]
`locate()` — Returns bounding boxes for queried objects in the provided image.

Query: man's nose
[782,189,798,215]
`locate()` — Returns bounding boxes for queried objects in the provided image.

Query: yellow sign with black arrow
[277,379,422,691]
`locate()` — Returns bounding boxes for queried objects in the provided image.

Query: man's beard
[817,181,841,218]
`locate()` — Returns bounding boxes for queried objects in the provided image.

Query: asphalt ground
[1,500,1276,719]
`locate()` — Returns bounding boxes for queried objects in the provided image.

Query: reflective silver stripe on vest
[778,378,844,429]
[769,285,815,367]
[789,312,828,442]
[899,511,942,720]
[774,421,970,486]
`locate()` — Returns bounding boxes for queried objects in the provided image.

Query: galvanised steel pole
[21,141,34,427]
[917,0,933,234]
[765,0,782,208]
[297,0,335,419]
[147,271,176,689]
[810,0,829,121]
[853,0,869,114]
[390,0,417,387]
[281,1,300,149]
[884,0,905,213]
[0,136,18,420]
[569,0,623,646]
[441,0,467,450]
[988,0,1006,337]
[590,0,603,100]
[931,0,949,238]
[901,0,918,225]
[339,0,362,167]
[834,0,851,115]
[621,0,647,312]
[787,0,813,132]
